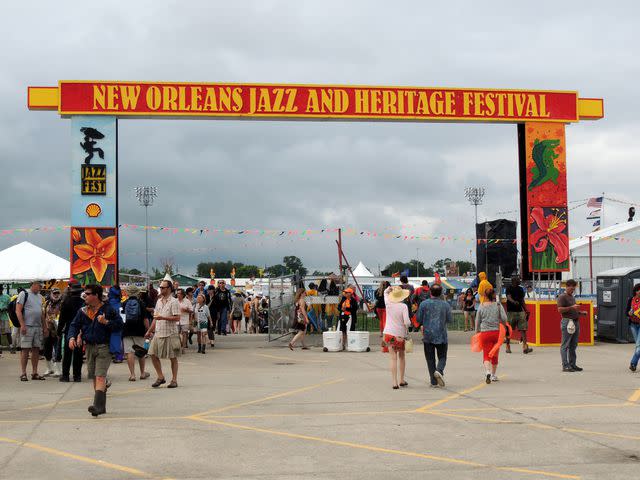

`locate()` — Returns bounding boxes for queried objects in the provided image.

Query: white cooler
[347,331,370,352]
[322,331,342,352]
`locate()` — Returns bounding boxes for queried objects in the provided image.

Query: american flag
[592,219,601,231]
[587,209,601,220]
[587,196,603,208]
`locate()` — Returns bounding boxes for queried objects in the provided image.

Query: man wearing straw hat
[416,284,452,388]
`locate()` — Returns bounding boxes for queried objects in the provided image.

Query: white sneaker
[44,361,54,376]
[434,371,445,387]
[490,375,499,382]
[52,362,61,377]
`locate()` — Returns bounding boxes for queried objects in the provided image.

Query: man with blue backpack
[121,285,152,382]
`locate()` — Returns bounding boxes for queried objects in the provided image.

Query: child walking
[194,294,212,354]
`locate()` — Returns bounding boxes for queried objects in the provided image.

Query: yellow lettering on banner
[515,93,527,117]
[162,86,178,111]
[539,94,550,117]
[525,94,539,117]
[370,90,381,114]
[272,88,286,112]
[284,88,298,112]
[354,89,368,113]
[232,87,243,111]
[445,91,456,115]
[257,88,272,112]
[120,85,141,110]
[484,93,496,116]
[473,92,485,116]
[203,87,217,111]
[416,92,429,115]
[430,91,444,115]
[495,93,506,116]
[93,85,106,110]
[405,91,415,114]
[191,86,203,111]
[382,90,397,114]
[396,91,405,114]
[106,85,119,110]
[177,86,190,111]
[320,89,333,113]
[306,89,320,113]
[463,92,473,116]
[218,87,232,111]
[146,86,161,110]
[507,94,514,117]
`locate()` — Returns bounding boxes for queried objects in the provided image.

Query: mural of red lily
[529,207,569,271]
[70,227,117,286]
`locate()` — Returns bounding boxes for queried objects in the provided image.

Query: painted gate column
[70,116,118,286]
[518,122,570,278]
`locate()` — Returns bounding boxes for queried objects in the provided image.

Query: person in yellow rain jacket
[477,272,493,304]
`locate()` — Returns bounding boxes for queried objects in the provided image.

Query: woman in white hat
[383,286,412,389]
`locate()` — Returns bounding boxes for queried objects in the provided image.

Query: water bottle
[143,338,150,351]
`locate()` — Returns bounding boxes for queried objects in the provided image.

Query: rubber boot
[88,390,107,416]
[44,360,54,376]
[197,344,202,353]
[202,344,206,354]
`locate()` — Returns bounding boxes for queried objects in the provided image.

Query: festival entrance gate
[27,82,603,343]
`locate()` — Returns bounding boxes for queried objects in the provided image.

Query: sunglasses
[84,292,96,296]
[159,286,170,289]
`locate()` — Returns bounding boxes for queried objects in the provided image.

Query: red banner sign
[58,81,579,122]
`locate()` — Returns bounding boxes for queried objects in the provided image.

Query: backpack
[8,291,28,327]
[124,297,142,323]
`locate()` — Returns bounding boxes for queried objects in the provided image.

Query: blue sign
[71,116,117,227]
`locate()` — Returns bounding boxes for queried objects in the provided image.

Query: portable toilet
[596,266,640,342]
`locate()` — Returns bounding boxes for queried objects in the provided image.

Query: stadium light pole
[135,186,158,284]
[465,186,486,270]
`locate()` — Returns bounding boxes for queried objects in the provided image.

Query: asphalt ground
[1,332,640,480]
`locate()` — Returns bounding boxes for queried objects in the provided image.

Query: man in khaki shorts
[145,279,181,388]
[16,281,46,381]
[68,284,123,416]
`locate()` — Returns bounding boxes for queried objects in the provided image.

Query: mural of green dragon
[528,138,560,190]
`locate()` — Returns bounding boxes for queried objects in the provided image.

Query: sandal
[167,381,178,389]
[128,376,136,382]
[31,373,46,380]
[140,372,150,380]
[288,343,294,351]
[20,374,28,382]
[392,385,399,390]
[399,381,408,387]
[151,378,166,388]
[301,346,309,350]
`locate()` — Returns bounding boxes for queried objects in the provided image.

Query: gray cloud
[1,1,638,275]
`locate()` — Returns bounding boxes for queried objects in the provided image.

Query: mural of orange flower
[72,228,81,242]
[71,229,116,282]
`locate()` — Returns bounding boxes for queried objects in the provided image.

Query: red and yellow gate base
[521,300,594,346]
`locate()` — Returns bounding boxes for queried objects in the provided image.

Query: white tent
[351,261,374,277]
[0,241,70,282]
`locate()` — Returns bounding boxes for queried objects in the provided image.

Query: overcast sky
[1,1,638,276]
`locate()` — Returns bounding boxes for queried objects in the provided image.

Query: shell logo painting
[71,227,117,285]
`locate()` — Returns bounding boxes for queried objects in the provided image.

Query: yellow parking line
[437,402,635,413]
[208,409,414,420]
[188,378,345,417]
[0,387,149,414]
[189,416,579,479]
[0,436,171,479]
[627,388,640,403]
[423,410,517,424]
[253,353,329,364]
[415,380,491,412]
[0,415,186,425]
[526,424,640,441]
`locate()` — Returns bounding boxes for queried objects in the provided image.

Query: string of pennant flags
[4,223,640,246]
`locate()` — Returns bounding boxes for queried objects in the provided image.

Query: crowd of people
[1,272,638,416]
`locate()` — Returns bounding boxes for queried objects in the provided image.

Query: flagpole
[601,192,605,229]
